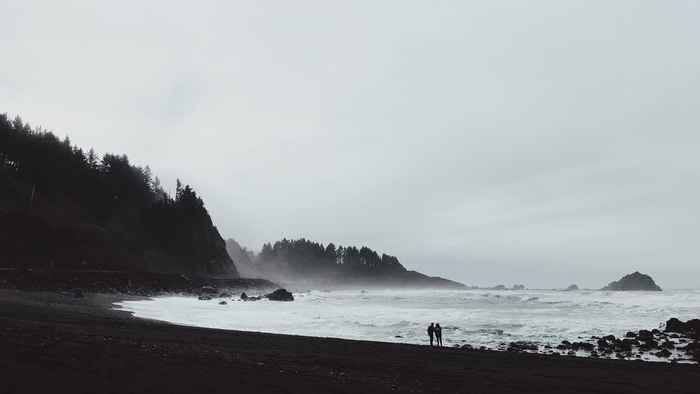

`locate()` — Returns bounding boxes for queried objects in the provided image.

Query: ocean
[116,288,700,362]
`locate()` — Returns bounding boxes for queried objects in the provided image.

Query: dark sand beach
[1,289,698,393]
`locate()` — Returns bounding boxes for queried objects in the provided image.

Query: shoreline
[120,289,700,364]
[1,289,699,393]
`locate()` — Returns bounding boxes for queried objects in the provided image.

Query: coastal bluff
[1,114,237,277]
[601,272,662,291]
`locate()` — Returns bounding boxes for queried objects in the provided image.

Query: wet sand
[1,289,698,393]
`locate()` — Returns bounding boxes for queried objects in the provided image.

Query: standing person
[427,323,435,346]
[435,323,442,347]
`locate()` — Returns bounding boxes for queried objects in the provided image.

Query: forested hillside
[227,238,466,289]
[0,113,237,277]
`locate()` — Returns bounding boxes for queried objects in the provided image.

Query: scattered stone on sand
[494,318,699,363]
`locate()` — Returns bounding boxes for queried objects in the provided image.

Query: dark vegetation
[0,111,463,289]
[0,113,237,277]
[227,238,467,289]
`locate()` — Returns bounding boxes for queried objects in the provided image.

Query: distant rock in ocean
[565,284,579,291]
[266,288,294,301]
[601,272,662,291]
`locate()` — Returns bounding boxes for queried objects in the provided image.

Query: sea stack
[600,272,662,291]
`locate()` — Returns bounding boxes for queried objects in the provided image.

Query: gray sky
[2,1,699,289]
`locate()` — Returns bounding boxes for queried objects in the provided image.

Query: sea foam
[117,289,700,361]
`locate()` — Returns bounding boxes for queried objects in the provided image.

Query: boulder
[241,292,261,301]
[557,340,572,350]
[597,339,609,349]
[638,329,653,340]
[661,341,675,349]
[622,338,638,346]
[618,339,635,352]
[665,318,700,334]
[639,339,659,350]
[266,288,294,301]
[600,272,662,291]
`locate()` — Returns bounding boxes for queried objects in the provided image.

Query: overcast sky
[2,1,699,289]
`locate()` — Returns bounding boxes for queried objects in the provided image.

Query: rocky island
[601,272,662,291]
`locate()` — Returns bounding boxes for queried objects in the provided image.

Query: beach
[1,289,698,393]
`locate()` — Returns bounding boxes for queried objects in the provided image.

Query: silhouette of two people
[427,323,443,347]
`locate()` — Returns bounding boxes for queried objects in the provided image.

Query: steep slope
[0,113,238,277]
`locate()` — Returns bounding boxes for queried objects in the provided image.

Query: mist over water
[118,289,700,362]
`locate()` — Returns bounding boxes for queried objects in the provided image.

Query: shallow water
[117,289,700,361]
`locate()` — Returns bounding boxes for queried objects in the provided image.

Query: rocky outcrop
[478,318,699,363]
[266,288,294,301]
[565,284,578,291]
[665,318,700,340]
[240,292,263,301]
[484,284,527,291]
[547,321,697,362]
[600,272,662,291]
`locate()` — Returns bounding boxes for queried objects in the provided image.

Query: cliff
[0,113,238,277]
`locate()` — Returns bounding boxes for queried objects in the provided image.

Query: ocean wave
[116,289,700,363]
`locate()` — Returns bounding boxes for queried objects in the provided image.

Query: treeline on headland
[0,111,464,289]
[0,113,237,277]
[227,238,467,289]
